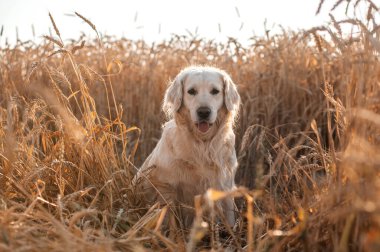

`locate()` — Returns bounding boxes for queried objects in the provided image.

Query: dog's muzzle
[197,107,211,120]
[196,107,212,133]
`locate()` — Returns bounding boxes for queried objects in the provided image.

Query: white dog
[135,66,240,227]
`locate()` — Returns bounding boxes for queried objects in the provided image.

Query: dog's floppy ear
[223,71,240,114]
[163,71,186,117]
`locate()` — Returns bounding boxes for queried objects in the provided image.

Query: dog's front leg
[222,197,236,226]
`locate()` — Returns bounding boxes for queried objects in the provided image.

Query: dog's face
[163,66,240,136]
[182,71,223,133]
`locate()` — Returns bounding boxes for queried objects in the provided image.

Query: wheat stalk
[75,12,97,34]
[43,35,63,48]
[48,12,61,38]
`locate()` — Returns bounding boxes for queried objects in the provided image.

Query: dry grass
[1,1,380,251]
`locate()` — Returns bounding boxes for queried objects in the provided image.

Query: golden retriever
[135,66,240,227]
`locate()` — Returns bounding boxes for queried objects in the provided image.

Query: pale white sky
[0,0,351,45]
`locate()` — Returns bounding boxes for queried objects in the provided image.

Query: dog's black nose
[197,107,211,120]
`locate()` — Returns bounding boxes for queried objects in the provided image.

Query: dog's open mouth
[196,121,212,133]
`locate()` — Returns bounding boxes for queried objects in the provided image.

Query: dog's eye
[211,88,220,95]
[187,88,197,95]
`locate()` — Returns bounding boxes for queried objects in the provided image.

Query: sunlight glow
[0,0,348,45]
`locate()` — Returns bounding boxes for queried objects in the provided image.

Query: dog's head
[163,66,240,136]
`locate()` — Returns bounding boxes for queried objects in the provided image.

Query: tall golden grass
[0,1,379,251]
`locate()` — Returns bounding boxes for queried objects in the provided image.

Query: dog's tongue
[197,122,210,133]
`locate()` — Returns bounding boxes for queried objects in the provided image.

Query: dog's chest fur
[146,119,237,195]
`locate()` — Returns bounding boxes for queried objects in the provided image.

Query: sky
[0,0,351,46]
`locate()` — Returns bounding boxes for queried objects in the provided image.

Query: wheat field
[0,1,379,251]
